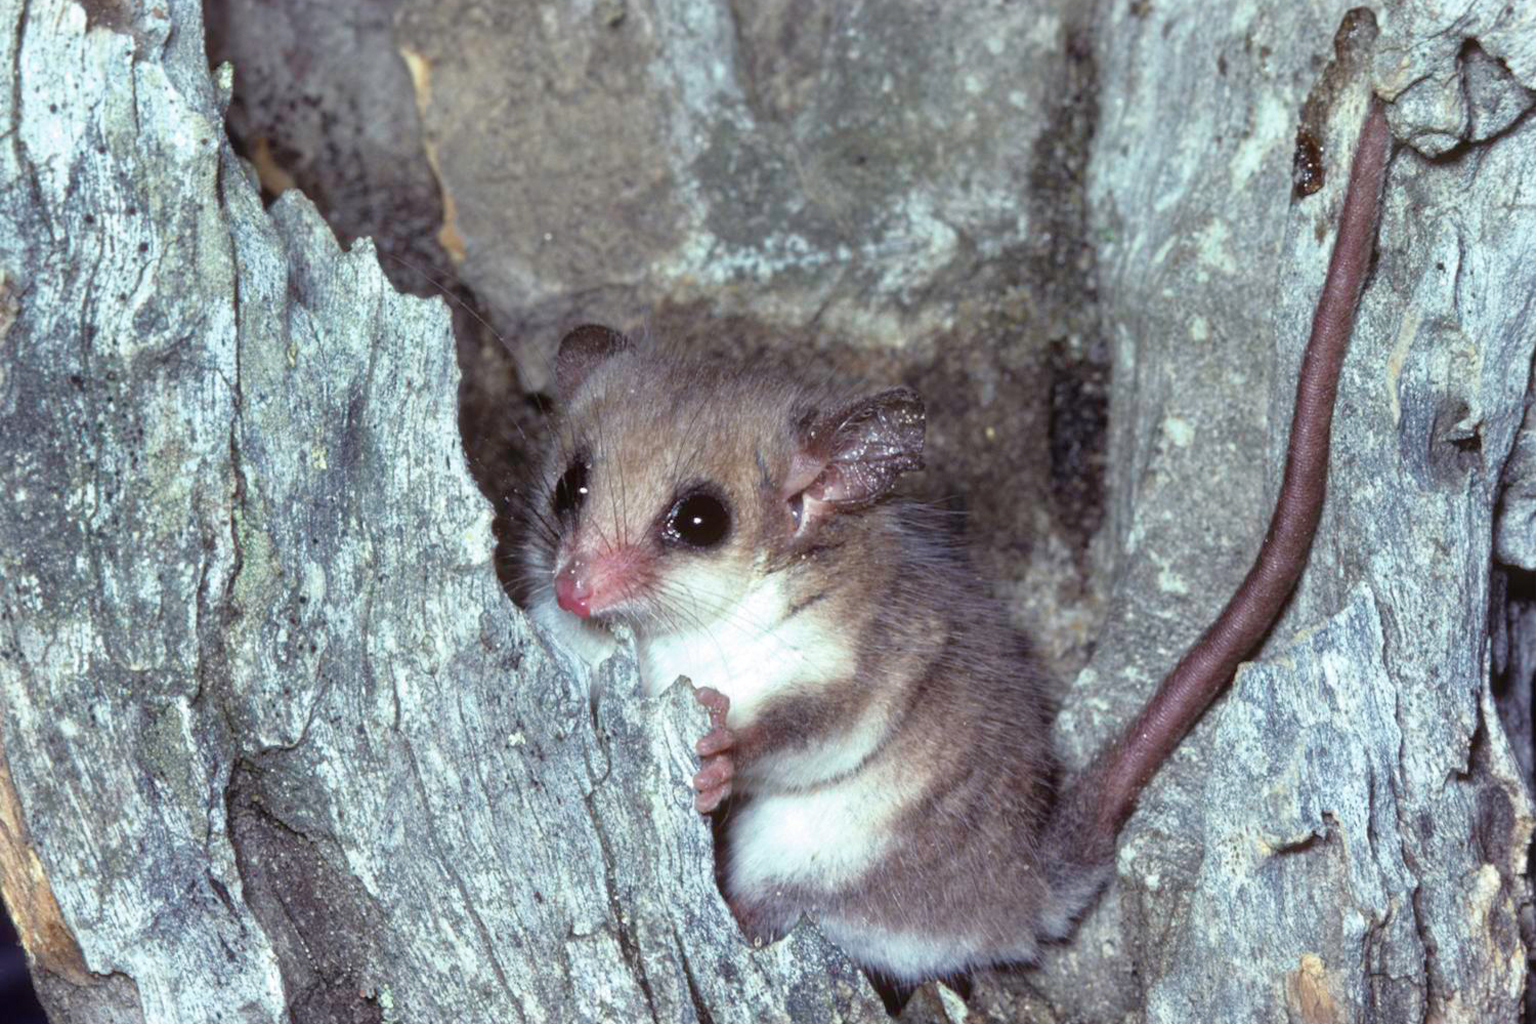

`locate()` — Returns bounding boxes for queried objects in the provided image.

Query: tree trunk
[1,1,1531,1023]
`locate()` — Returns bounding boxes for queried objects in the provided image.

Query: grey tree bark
[0,2,1531,1024]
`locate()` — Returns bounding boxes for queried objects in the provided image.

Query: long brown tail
[1056,96,1392,867]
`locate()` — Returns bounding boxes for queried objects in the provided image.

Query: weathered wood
[1043,4,1536,1020]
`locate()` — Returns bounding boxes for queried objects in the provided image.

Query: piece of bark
[1039,3,1536,1021]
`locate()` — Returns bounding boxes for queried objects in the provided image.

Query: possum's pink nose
[553,545,649,619]
[555,572,592,618]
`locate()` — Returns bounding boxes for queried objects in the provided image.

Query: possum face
[521,326,924,644]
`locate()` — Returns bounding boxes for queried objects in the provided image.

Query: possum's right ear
[787,387,926,514]
[555,325,630,401]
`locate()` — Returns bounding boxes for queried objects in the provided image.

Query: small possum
[521,99,1391,987]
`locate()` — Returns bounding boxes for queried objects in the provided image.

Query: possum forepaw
[692,686,736,814]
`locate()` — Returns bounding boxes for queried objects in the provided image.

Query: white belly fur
[815,920,1037,982]
[728,769,896,896]
[729,769,1040,982]
[635,569,851,725]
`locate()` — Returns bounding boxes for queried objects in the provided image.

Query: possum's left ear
[786,387,925,513]
[555,324,630,401]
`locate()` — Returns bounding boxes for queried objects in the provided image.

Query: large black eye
[552,459,590,518]
[665,490,731,549]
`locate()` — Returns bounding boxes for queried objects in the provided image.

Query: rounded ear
[555,325,630,400]
[796,387,925,510]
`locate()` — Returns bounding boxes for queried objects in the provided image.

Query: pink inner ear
[784,451,826,498]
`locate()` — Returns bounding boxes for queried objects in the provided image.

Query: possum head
[523,325,925,646]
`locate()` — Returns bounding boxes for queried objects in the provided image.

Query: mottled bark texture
[1,2,1533,1024]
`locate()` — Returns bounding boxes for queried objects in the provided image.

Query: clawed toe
[694,753,734,790]
[696,726,734,756]
[693,751,734,812]
[695,685,730,723]
[693,687,735,813]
